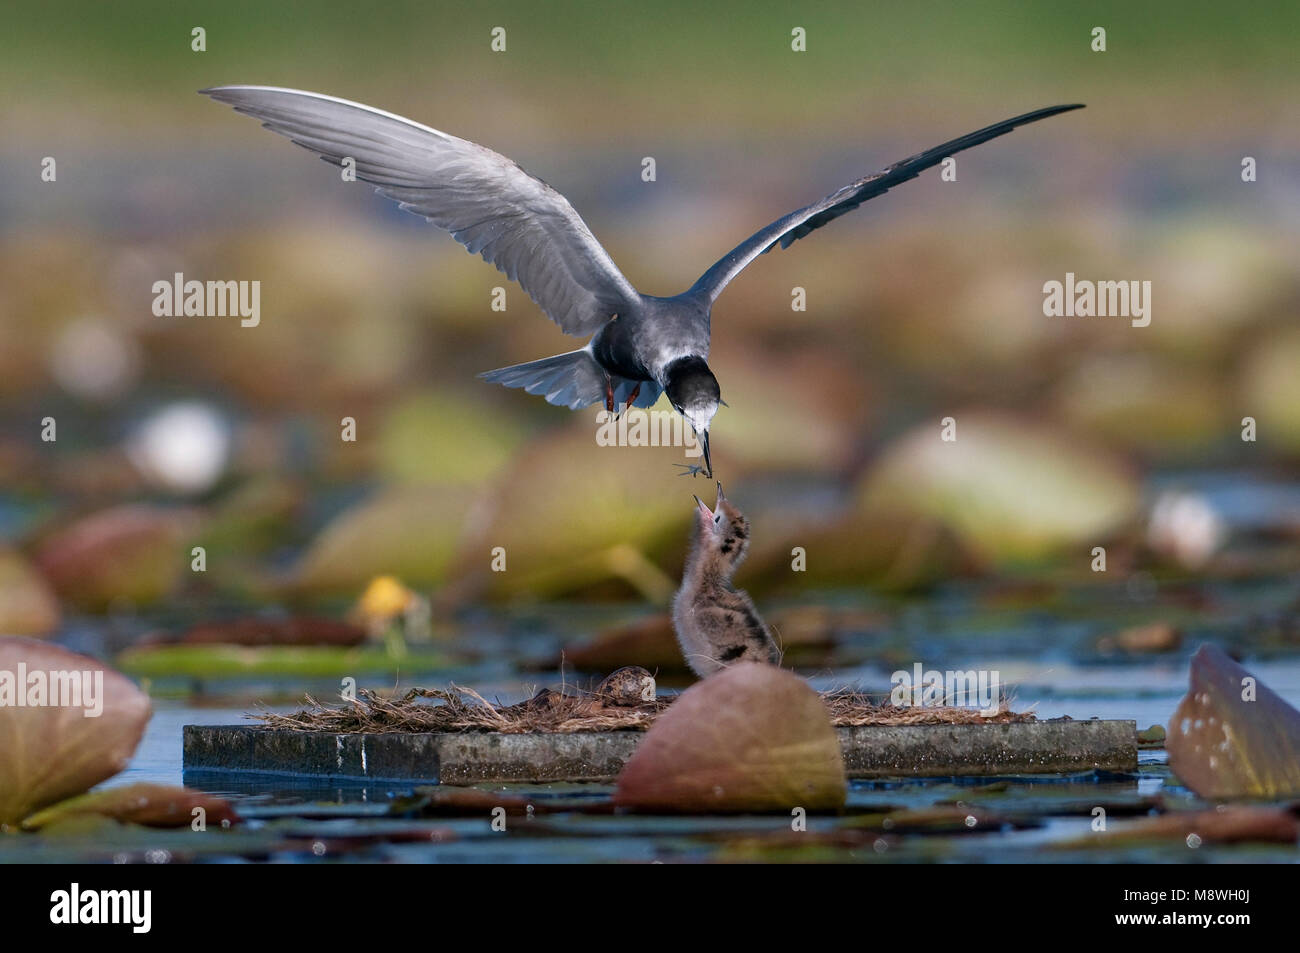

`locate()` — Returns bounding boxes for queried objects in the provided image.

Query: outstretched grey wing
[687,104,1084,305]
[202,85,640,336]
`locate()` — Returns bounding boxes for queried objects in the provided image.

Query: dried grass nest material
[254,684,1034,735]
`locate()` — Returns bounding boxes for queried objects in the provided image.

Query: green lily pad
[1240,326,1300,453]
[451,424,691,600]
[377,389,527,486]
[115,644,450,679]
[857,412,1139,565]
[290,486,475,594]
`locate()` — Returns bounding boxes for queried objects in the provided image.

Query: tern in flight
[203,87,1083,477]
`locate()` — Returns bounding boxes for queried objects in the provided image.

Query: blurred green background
[2,0,1298,652]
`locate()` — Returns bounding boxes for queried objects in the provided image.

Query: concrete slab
[838,719,1137,778]
[185,718,1137,784]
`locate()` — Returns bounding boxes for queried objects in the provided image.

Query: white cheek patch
[686,407,714,433]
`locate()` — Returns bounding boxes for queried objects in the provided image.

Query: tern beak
[699,430,712,479]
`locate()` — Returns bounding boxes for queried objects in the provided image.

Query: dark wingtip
[1016,103,1086,124]
[198,86,245,103]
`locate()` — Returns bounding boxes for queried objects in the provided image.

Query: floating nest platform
[183,682,1134,785]
[253,685,1036,735]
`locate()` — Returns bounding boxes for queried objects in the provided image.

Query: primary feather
[688,104,1084,304]
[201,85,640,336]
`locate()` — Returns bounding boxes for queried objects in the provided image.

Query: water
[15,561,1300,863]
[60,649,1289,863]
[121,656,1300,791]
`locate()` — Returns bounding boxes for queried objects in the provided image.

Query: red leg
[604,376,615,414]
[624,382,641,413]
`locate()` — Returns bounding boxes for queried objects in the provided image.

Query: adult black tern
[202,87,1083,477]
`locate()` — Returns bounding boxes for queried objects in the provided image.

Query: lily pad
[33,504,200,611]
[0,638,151,828]
[452,424,691,600]
[1166,643,1300,798]
[1137,724,1167,748]
[115,644,449,679]
[377,389,527,486]
[290,486,475,594]
[395,787,537,817]
[613,663,846,813]
[1239,326,1300,453]
[1096,622,1181,655]
[857,412,1139,564]
[743,506,972,592]
[199,476,304,559]
[1061,806,1298,848]
[705,348,868,473]
[0,547,60,637]
[1054,354,1224,455]
[563,606,868,675]
[562,614,688,674]
[22,783,239,830]
[163,616,366,647]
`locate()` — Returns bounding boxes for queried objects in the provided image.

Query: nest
[254,683,1034,734]
[820,689,1034,726]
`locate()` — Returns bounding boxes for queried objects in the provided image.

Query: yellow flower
[356,575,415,622]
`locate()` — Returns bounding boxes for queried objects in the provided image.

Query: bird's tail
[479,349,608,410]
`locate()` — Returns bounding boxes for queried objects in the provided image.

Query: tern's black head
[665,356,720,478]
[664,357,720,414]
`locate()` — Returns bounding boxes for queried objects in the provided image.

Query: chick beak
[699,430,713,479]
[693,494,713,523]
[715,481,726,507]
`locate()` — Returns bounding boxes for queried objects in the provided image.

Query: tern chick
[202,86,1084,477]
[672,483,779,677]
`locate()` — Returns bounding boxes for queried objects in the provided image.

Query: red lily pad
[168,616,366,647]
[613,662,846,813]
[1167,644,1300,798]
[22,783,239,830]
[563,614,686,674]
[0,638,151,827]
[1064,806,1298,848]
[0,547,60,637]
[33,504,199,611]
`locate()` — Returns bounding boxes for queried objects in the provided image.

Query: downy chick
[672,483,780,677]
